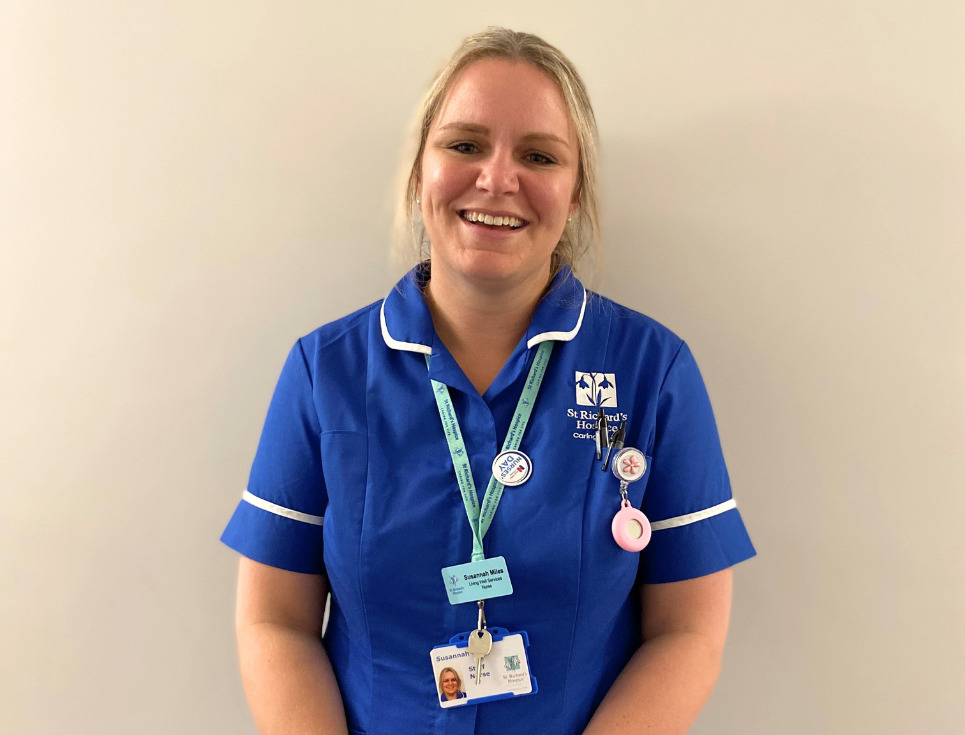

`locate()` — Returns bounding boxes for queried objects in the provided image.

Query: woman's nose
[476,150,519,196]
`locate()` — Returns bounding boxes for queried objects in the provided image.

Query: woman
[222,27,755,735]
[438,667,467,703]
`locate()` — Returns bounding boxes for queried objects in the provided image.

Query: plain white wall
[2,1,963,733]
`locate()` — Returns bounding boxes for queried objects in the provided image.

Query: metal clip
[477,600,487,631]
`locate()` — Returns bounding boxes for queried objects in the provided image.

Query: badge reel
[610,447,651,552]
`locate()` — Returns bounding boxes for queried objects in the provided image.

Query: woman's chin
[442,251,552,291]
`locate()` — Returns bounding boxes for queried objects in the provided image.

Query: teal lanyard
[427,341,554,563]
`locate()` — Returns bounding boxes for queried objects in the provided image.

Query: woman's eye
[526,152,556,165]
[449,142,478,154]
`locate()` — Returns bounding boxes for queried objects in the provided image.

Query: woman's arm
[582,568,733,735]
[235,556,348,735]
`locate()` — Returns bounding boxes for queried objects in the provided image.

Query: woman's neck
[424,265,550,394]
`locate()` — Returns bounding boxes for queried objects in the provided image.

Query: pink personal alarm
[611,499,651,552]
[610,447,651,552]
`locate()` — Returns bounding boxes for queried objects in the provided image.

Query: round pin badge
[611,447,646,483]
[491,450,533,487]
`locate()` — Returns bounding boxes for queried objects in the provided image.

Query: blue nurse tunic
[222,265,755,735]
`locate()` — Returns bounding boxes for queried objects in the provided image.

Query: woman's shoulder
[583,290,685,352]
[295,299,383,356]
[296,268,427,357]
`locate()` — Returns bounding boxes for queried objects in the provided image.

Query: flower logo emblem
[574,372,617,407]
[621,455,642,476]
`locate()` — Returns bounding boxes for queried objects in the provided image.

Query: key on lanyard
[468,601,493,687]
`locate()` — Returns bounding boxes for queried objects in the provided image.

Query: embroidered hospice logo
[568,372,626,440]
[575,372,617,407]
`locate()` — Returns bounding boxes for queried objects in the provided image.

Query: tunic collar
[380,263,587,354]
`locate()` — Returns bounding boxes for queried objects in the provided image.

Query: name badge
[441,556,513,605]
[430,627,537,708]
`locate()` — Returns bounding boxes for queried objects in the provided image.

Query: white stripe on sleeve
[242,490,325,526]
[650,498,737,531]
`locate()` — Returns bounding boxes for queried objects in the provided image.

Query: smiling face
[440,668,461,698]
[418,57,580,292]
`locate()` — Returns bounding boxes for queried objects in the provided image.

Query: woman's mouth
[460,210,525,230]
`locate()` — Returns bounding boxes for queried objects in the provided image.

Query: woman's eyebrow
[435,122,570,149]
[522,131,571,149]
[436,122,488,135]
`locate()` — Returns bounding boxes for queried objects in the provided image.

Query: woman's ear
[569,180,580,219]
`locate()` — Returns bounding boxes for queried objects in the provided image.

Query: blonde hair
[438,666,463,692]
[395,27,600,277]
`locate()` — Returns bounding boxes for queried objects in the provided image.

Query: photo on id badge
[437,665,469,704]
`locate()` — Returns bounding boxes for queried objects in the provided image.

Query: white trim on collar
[526,286,587,348]
[381,298,432,354]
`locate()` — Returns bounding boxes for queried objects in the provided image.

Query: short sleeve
[220,339,327,574]
[638,342,755,583]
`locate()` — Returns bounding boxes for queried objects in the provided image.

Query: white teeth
[462,211,523,228]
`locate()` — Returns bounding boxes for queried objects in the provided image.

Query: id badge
[441,556,513,605]
[430,627,537,708]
